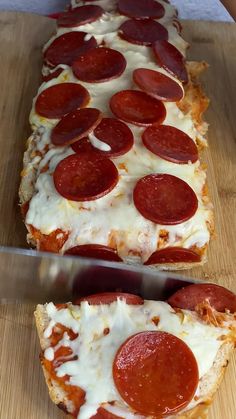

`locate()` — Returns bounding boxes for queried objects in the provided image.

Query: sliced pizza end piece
[35,294,236,419]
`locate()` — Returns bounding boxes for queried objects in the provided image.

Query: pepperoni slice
[119,19,168,46]
[113,331,198,416]
[92,118,134,157]
[167,283,236,313]
[91,408,121,419]
[110,90,166,127]
[144,247,201,265]
[133,174,198,225]
[35,83,90,119]
[153,40,188,84]
[58,5,103,27]
[42,67,64,82]
[142,125,198,164]
[44,32,97,68]
[133,68,183,102]
[72,265,142,301]
[47,12,62,19]
[51,108,102,146]
[53,153,118,201]
[76,292,143,305]
[71,137,95,154]
[118,0,164,19]
[65,244,122,262]
[72,119,133,158]
[73,47,126,83]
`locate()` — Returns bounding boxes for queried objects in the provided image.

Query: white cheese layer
[44,300,228,419]
[24,0,212,261]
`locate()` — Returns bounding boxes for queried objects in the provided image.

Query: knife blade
[0,246,201,303]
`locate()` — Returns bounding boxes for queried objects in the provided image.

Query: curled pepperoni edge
[44,31,98,68]
[119,19,168,46]
[142,125,198,164]
[110,90,166,127]
[72,47,127,83]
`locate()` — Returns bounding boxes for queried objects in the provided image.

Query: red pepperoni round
[119,19,168,46]
[113,331,199,416]
[58,5,103,28]
[167,283,236,313]
[65,244,122,262]
[76,292,143,305]
[47,12,61,19]
[71,119,134,157]
[51,108,102,146]
[133,68,183,102]
[91,407,121,419]
[44,31,97,67]
[144,247,201,265]
[72,47,126,83]
[35,83,90,119]
[153,40,188,84]
[142,125,198,164]
[110,90,166,127]
[42,67,64,82]
[53,153,118,201]
[133,174,198,225]
[71,137,95,154]
[118,0,164,19]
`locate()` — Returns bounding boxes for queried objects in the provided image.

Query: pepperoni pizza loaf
[35,285,236,418]
[19,0,213,268]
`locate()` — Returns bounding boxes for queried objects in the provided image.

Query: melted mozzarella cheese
[88,132,111,151]
[25,0,212,261]
[44,300,228,419]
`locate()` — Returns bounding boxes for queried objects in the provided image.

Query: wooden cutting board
[0,11,236,419]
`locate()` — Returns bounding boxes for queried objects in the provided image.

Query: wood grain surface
[0,11,235,419]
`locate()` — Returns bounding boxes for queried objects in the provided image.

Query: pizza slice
[35,284,236,418]
[20,0,213,268]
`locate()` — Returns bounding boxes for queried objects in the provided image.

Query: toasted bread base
[35,304,234,419]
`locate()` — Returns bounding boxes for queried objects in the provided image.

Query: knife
[0,246,201,303]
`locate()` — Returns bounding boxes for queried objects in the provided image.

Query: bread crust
[34,304,234,419]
